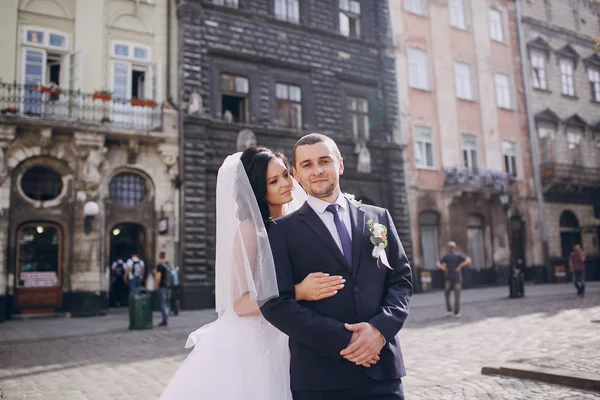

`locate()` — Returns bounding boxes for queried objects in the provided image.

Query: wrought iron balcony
[541,162,600,190]
[0,82,162,132]
[444,167,515,191]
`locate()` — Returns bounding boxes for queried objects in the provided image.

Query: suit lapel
[298,202,352,272]
[348,201,365,275]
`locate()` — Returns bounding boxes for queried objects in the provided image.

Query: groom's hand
[341,323,385,367]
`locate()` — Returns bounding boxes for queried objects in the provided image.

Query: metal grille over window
[110,173,147,207]
[21,166,63,201]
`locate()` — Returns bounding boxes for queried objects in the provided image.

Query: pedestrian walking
[569,244,586,296]
[436,241,471,317]
[155,252,173,327]
[110,256,127,306]
[126,252,145,293]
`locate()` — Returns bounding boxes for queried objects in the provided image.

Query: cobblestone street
[1,282,599,399]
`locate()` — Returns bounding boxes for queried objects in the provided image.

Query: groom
[261,134,413,399]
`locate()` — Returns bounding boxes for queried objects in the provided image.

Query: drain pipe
[515,0,550,272]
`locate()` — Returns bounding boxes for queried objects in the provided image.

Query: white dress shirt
[306,192,352,253]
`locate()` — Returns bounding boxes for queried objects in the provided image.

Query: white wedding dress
[160,309,292,399]
[160,153,303,400]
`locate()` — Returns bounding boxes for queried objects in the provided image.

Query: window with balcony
[449,0,466,29]
[560,58,575,96]
[220,74,249,123]
[588,68,600,102]
[275,0,300,23]
[347,96,369,140]
[489,8,504,42]
[495,73,511,109]
[275,83,302,129]
[462,134,478,171]
[414,127,434,168]
[455,62,473,100]
[213,0,238,7]
[111,42,153,101]
[21,27,70,114]
[531,51,547,90]
[567,129,583,166]
[408,48,429,90]
[405,0,424,15]
[339,0,361,38]
[502,141,518,177]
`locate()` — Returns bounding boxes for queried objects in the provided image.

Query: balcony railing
[0,82,162,132]
[444,167,515,191]
[541,162,600,188]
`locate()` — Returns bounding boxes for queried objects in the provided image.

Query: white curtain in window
[408,48,429,90]
[449,0,466,29]
[455,62,473,100]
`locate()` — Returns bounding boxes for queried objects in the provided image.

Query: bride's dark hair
[240,146,290,225]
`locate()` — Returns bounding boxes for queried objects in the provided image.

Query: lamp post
[500,188,523,298]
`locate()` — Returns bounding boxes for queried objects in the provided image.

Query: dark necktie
[326,204,352,266]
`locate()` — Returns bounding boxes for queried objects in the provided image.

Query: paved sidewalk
[0,282,598,399]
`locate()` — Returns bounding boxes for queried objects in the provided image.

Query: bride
[160,147,345,399]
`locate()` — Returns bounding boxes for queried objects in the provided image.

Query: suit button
[354,287,360,293]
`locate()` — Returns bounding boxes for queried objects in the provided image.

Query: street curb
[482,363,600,391]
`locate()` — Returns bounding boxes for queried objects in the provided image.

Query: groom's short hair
[292,133,342,166]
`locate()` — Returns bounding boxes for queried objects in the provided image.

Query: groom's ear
[338,157,344,175]
[292,166,297,178]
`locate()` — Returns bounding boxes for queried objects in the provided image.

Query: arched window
[559,210,581,258]
[467,214,486,269]
[110,172,148,207]
[419,211,439,270]
[21,166,63,201]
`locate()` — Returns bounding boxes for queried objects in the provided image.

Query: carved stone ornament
[187,91,203,115]
[355,142,372,174]
[80,146,108,186]
[159,143,179,180]
[128,139,140,164]
[236,129,257,152]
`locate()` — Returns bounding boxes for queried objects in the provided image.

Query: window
[23,27,68,50]
[560,59,575,96]
[275,0,299,23]
[414,126,434,168]
[502,141,518,177]
[21,166,63,201]
[462,134,478,170]
[111,42,153,101]
[339,0,361,38]
[408,48,429,90]
[17,224,61,288]
[455,62,473,100]
[449,0,466,29]
[489,8,504,42]
[588,68,600,102]
[213,0,238,7]
[559,210,581,258]
[531,51,547,90]
[347,96,369,140]
[110,173,148,207]
[495,73,511,109]
[419,211,440,270]
[275,83,302,129]
[567,129,583,166]
[221,73,249,123]
[405,0,424,15]
[538,126,554,164]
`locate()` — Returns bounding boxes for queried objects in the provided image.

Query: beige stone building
[520,0,600,279]
[390,0,544,290]
[0,0,179,319]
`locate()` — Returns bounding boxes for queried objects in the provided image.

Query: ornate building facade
[176,0,412,308]
[0,0,179,320]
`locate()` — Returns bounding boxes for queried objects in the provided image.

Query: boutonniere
[367,219,391,269]
[343,192,362,204]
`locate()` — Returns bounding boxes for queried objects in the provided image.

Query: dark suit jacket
[260,200,413,392]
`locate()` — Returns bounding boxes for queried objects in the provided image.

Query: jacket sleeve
[368,209,413,343]
[260,220,353,361]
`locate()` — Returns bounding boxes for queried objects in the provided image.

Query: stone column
[0,125,15,321]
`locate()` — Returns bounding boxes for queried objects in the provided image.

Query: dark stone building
[176,0,413,308]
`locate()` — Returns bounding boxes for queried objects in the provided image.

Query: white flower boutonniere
[343,192,362,204]
[367,219,391,269]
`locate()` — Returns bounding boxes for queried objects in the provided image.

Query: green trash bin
[129,288,153,330]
